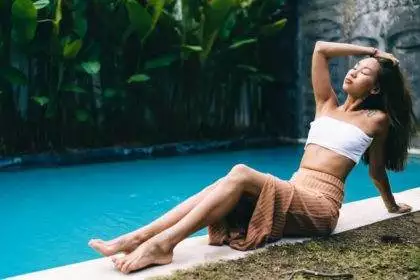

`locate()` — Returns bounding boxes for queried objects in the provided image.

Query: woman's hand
[373,49,400,66]
[387,203,412,214]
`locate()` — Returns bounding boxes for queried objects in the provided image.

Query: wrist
[370,47,379,58]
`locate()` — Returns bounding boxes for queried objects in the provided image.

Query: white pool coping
[408,148,420,156]
[7,187,420,280]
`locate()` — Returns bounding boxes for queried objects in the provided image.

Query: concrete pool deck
[7,187,420,280]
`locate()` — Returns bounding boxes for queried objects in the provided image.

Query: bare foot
[88,233,145,256]
[112,241,173,274]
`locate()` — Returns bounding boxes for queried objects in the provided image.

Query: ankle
[152,232,179,252]
[134,228,155,242]
[153,239,174,254]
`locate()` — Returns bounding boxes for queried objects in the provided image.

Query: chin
[342,83,349,93]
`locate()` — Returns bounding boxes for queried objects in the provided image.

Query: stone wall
[295,0,420,138]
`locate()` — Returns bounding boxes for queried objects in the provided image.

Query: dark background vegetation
[0,0,297,155]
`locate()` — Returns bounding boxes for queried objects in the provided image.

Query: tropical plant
[0,0,288,155]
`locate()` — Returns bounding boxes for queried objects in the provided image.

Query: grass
[154,212,420,280]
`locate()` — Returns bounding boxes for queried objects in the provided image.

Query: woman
[88,41,416,274]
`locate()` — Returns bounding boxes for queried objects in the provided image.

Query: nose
[350,70,357,78]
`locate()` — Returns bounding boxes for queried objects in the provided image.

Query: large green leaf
[73,15,87,38]
[148,0,166,32]
[144,53,179,69]
[33,0,50,10]
[201,0,238,63]
[81,61,101,75]
[63,39,83,59]
[125,0,152,42]
[11,0,38,44]
[205,0,237,31]
[0,67,28,85]
[219,11,236,40]
[127,74,150,83]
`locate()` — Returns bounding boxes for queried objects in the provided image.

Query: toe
[121,261,132,274]
[113,257,121,267]
[127,262,140,273]
[88,239,98,246]
[116,258,127,271]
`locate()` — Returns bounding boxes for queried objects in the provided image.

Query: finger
[397,207,411,214]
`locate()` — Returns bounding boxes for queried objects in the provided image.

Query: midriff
[299,144,356,182]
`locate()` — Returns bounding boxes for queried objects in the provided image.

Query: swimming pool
[1,145,419,278]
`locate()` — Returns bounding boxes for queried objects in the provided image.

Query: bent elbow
[314,41,327,53]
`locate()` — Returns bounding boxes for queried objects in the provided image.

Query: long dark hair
[360,58,417,171]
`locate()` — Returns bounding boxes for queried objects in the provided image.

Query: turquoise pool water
[1,145,419,278]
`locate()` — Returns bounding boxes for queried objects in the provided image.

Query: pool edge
[6,187,420,280]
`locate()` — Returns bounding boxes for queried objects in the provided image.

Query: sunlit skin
[343,58,381,99]
[88,42,411,274]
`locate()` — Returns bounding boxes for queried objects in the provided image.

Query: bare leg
[114,164,269,274]
[88,177,224,256]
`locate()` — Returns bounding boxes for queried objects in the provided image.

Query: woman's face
[342,58,380,99]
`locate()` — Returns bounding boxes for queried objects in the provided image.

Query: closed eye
[361,68,372,75]
[352,64,372,75]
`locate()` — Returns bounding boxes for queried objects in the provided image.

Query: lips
[344,78,353,84]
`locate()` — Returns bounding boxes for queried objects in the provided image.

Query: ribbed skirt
[207,168,344,251]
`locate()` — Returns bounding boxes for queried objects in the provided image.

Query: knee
[227,164,251,185]
[230,164,250,174]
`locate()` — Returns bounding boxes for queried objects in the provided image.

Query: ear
[370,86,380,95]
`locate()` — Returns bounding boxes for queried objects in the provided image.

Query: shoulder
[364,110,389,137]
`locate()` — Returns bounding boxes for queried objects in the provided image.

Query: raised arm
[311,41,377,114]
[368,116,412,213]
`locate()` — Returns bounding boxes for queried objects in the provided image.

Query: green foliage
[63,39,83,59]
[127,74,150,83]
[12,0,37,44]
[0,0,288,154]
[260,18,287,36]
[228,38,257,49]
[0,66,28,85]
[125,0,153,43]
[81,61,101,75]
[33,0,50,10]
[32,96,49,106]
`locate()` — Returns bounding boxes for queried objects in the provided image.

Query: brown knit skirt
[207,168,344,251]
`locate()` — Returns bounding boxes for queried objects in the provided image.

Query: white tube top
[305,116,374,163]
